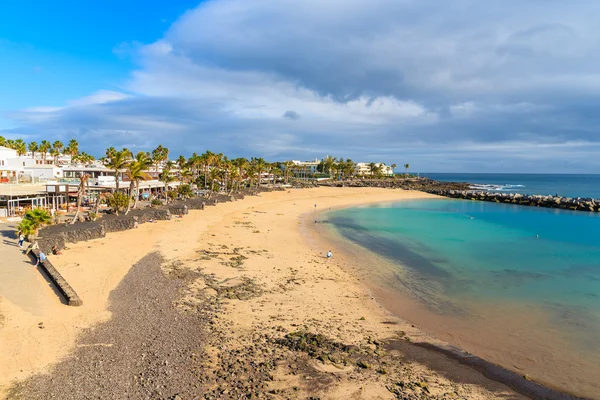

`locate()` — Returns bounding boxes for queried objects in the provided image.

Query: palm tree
[177,155,187,169]
[51,140,64,164]
[152,145,169,172]
[105,148,130,191]
[270,162,282,186]
[323,156,336,177]
[404,163,410,176]
[231,157,248,191]
[14,139,27,156]
[343,159,355,179]
[281,160,293,183]
[39,140,51,163]
[369,162,377,177]
[29,141,38,159]
[19,208,53,238]
[188,152,201,181]
[179,167,193,184]
[70,173,90,224]
[0,136,6,147]
[125,151,152,214]
[391,164,397,175]
[159,167,175,203]
[105,147,116,160]
[200,150,217,189]
[73,152,94,165]
[65,139,79,159]
[251,157,267,187]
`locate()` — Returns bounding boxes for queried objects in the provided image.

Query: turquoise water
[328,199,600,351]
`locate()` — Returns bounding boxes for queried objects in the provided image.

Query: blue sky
[1,0,600,172]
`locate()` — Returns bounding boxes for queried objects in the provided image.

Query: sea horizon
[420,172,600,199]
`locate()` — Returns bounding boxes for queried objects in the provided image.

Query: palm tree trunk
[94,194,101,214]
[125,180,135,215]
[70,189,83,224]
[133,181,140,209]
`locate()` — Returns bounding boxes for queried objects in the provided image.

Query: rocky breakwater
[319,178,470,191]
[424,189,600,212]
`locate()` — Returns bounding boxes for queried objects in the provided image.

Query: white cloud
[4,0,600,172]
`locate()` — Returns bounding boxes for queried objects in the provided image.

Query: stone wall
[28,249,83,307]
[37,223,106,253]
[168,203,189,215]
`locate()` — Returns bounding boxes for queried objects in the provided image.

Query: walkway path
[0,221,57,315]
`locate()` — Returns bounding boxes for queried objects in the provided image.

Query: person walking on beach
[18,233,25,249]
[326,250,332,259]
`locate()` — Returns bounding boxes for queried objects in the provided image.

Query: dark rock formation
[423,189,600,213]
[168,203,189,215]
[318,178,469,191]
[37,222,106,253]
[27,249,83,306]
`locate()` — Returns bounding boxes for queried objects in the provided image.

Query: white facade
[354,162,394,176]
[0,146,75,182]
[23,165,63,180]
[0,146,18,168]
[290,158,321,174]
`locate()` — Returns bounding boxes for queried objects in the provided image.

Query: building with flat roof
[354,162,394,176]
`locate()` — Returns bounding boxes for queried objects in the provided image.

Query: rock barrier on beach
[36,208,173,253]
[28,249,83,307]
[422,189,600,212]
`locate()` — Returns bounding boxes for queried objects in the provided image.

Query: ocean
[325,185,600,398]
[424,173,600,199]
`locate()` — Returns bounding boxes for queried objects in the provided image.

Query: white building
[0,146,74,183]
[354,162,394,177]
[0,146,19,182]
[289,158,321,175]
[23,165,63,180]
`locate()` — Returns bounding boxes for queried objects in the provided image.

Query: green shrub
[105,192,130,215]
[17,208,53,239]
[178,184,193,199]
[151,199,162,206]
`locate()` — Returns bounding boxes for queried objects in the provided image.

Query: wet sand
[0,187,562,399]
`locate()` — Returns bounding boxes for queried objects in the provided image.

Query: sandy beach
[1,187,536,399]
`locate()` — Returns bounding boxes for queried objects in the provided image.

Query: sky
[1,0,600,173]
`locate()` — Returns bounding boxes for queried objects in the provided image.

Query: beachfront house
[354,162,394,177]
[288,158,321,178]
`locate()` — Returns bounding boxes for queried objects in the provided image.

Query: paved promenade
[0,221,57,315]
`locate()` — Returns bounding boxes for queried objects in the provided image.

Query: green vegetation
[178,184,193,199]
[104,192,130,215]
[17,208,53,238]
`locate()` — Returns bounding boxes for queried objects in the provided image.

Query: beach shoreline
[313,199,598,399]
[0,187,574,399]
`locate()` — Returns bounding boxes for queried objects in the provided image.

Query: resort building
[61,165,115,183]
[288,158,321,176]
[0,146,19,183]
[354,162,394,177]
[0,146,73,183]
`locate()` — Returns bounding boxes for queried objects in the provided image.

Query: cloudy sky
[1,0,599,172]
